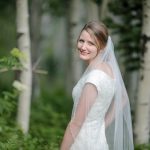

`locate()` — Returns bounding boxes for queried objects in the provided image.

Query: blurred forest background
[0,0,150,149]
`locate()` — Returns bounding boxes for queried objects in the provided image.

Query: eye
[78,39,84,43]
[88,41,95,46]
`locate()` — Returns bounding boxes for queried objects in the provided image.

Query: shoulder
[95,63,114,79]
[84,70,105,92]
[85,69,108,84]
[84,68,115,92]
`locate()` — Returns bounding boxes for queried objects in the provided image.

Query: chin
[79,55,90,61]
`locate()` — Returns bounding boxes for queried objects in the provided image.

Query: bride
[60,21,134,150]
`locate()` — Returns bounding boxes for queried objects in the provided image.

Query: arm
[60,83,98,150]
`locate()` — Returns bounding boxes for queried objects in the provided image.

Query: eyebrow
[78,38,84,40]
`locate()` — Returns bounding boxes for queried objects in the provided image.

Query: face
[77,30,99,63]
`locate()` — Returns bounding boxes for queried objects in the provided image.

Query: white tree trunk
[134,0,150,144]
[16,0,32,133]
[99,0,110,20]
[87,0,99,21]
[126,71,139,112]
[68,0,87,85]
[30,0,42,99]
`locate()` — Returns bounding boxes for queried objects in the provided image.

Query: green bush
[30,86,72,149]
[2,48,150,149]
[135,144,150,150]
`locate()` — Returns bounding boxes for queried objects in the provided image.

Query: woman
[60,21,134,150]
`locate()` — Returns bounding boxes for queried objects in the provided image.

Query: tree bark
[30,0,42,99]
[134,0,150,144]
[66,0,87,93]
[126,71,139,112]
[16,0,32,133]
[87,0,99,21]
[99,0,110,20]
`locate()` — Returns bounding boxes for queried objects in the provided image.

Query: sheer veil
[87,36,134,150]
[60,21,134,150]
[66,36,134,150]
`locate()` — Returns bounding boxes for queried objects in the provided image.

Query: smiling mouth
[80,50,89,55]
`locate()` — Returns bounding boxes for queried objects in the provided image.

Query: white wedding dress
[70,69,115,150]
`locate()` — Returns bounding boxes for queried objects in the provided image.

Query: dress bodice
[72,70,115,122]
[70,70,116,150]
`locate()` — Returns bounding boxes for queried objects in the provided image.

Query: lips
[79,50,89,55]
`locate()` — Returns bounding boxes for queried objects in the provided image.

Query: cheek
[92,48,98,56]
[77,43,81,49]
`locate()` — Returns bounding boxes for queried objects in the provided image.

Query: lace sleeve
[60,73,101,150]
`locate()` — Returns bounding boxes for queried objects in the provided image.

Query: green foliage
[93,0,102,5]
[0,90,17,121]
[0,48,24,71]
[105,0,142,71]
[0,89,21,150]
[0,50,72,149]
[0,86,71,149]
[0,1,15,13]
[46,0,70,16]
[135,144,150,150]
[0,1,16,55]
[0,50,35,149]
[0,49,21,91]
[44,54,59,79]
[30,86,72,149]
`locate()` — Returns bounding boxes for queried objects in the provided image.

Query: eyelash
[78,39,95,46]
[88,42,94,46]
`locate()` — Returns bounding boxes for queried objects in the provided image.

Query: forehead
[79,30,94,41]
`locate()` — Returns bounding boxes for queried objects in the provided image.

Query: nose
[81,43,87,50]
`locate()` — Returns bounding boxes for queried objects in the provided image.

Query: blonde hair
[79,21,108,50]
